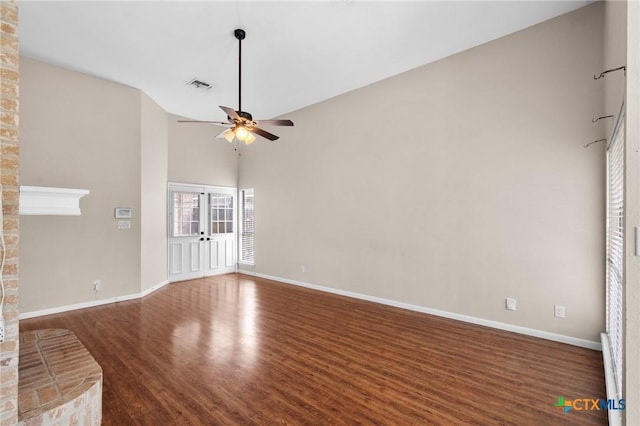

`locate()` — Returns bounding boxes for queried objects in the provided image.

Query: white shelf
[19,186,90,216]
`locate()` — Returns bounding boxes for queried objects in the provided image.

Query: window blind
[240,189,255,264]
[606,106,625,396]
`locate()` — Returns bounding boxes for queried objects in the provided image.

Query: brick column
[0,1,19,424]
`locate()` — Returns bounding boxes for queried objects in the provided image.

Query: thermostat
[115,207,132,218]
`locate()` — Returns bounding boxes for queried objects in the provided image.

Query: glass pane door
[210,193,233,235]
[169,184,237,282]
[172,192,201,236]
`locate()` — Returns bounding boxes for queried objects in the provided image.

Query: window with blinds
[239,189,255,264]
[606,106,625,396]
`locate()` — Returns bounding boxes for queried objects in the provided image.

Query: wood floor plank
[20,274,607,425]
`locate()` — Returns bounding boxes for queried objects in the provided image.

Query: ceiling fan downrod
[234,29,245,114]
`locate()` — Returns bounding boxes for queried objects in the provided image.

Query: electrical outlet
[505,298,517,311]
[301,265,306,273]
[555,305,565,318]
[0,318,5,343]
[93,280,101,292]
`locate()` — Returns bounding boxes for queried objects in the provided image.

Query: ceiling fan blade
[219,105,240,121]
[249,126,279,141]
[178,120,231,125]
[255,119,294,127]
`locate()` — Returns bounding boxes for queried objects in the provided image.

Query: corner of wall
[140,93,169,293]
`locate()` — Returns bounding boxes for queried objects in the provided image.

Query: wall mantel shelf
[19,186,90,216]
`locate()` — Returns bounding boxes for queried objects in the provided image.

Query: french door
[168,183,236,282]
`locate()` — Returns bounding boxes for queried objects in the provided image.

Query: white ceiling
[18,1,591,122]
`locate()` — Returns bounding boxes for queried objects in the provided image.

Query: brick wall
[0,1,19,424]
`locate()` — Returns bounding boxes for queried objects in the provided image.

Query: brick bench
[17,329,102,425]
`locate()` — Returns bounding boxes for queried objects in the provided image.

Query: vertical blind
[606,106,625,396]
[240,189,255,264]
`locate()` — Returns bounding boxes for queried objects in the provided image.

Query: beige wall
[20,57,143,311]
[141,93,168,292]
[604,0,627,136]
[239,3,606,342]
[18,58,238,313]
[168,113,238,187]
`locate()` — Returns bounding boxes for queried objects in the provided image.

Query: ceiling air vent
[187,78,212,90]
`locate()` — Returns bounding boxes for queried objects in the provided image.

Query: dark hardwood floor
[20,274,607,425]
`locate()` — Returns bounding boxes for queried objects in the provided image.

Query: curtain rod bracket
[592,115,615,123]
[594,66,626,80]
[584,138,607,148]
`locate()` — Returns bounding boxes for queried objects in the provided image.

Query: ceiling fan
[178,29,294,144]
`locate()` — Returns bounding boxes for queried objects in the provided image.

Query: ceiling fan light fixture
[222,129,235,143]
[245,132,256,145]
[235,126,250,141]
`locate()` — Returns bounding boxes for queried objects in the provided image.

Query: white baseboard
[237,266,257,276]
[19,280,170,320]
[21,272,602,351]
[140,280,170,298]
[247,272,602,351]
